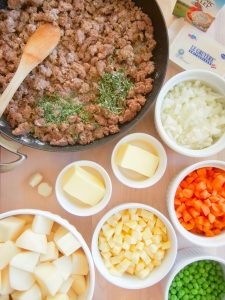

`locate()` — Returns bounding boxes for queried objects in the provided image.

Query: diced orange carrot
[180,180,188,189]
[195,216,204,225]
[201,204,210,216]
[183,210,192,223]
[182,189,194,198]
[196,181,207,191]
[177,203,185,213]
[189,208,200,218]
[205,198,211,207]
[193,200,203,212]
[199,190,210,199]
[197,168,207,176]
[208,213,216,223]
[181,221,195,231]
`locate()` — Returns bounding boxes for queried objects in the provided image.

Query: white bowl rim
[167,160,225,247]
[111,132,167,189]
[92,202,177,289]
[55,160,112,217]
[0,208,95,300]
[164,254,225,300]
[155,69,225,157]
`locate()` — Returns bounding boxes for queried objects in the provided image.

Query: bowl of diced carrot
[167,160,225,247]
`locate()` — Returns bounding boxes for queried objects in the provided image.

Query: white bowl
[0,209,95,300]
[163,247,225,300]
[111,133,167,188]
[155,70,225,157]
[56,160,112,217]
[167,160,225,247]
[92,203,177,289]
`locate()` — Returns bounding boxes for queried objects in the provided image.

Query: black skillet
[0,0,168,171]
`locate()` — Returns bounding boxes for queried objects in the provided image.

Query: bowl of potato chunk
[92,203,177,289]
[0,209,95,300]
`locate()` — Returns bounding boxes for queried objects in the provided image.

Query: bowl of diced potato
[91,203,177,289]
[0,209,95,300]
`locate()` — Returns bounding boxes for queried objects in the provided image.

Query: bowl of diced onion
[155,70,225,157]
[91,203,177,289]
[0,209,95,300]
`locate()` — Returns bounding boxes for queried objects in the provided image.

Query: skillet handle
[0,135,27,173]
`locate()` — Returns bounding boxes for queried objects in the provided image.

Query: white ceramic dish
[0,209,95,300]
[163,247,225,300]
[56,160,112,217]
[111,133,167,188]
[155,70,225,157]
[92,203,177,289]
[167,160,225,247]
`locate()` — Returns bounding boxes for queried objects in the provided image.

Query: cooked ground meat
[0,0,156,146]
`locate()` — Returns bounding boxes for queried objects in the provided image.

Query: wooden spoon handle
[0,60,32,118]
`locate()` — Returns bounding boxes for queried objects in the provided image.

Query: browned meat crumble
[0,0,156,146]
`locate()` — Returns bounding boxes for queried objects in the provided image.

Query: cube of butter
[116,143,159,177]
[63,166,106,206]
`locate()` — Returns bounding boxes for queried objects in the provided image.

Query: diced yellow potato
[116,259,131,274]
[71,249,89,276]
[18,215,33,225]
[152,227,163,235]
[135,262,145,273]
[34,263,64,296]
[140,251,151,265]
[132,252,140,265]
[112,234,123,245]
[101,252,112,260]
[103,258,112,269]
[121,242,130,251]
[29,173,43,188]
[40,242,59,262]
[124,235,132,245]
[122,215,129,223]
[0,217,25,242]
[53,256,72,280]
[142,228,152,241]
[140,210,154,221]
[126,221,137,230]
[102,224,114,237]
[59,277,74,294]
[152,259,162,267]
[161,241,171,250]
[126,262,136,275]
[155,218,165,229]
[11,284,41,300]
[122,225,130,233]
[0,268,13,295]
[111,245,122,255]
[16,229,47,254]
[148,244,159,254]
[114,221,123,236]
[98,241,110,253]
[124,250,133,260]
[107,239,115,249]
[9,266,35,291]
[113,213,122,222]
[155,250,165,261]
[106,217,117,228]
[72,275,86,295]
[32,215,53,235]
[136,242,144,251]
[10,251,39,273]
[0,241,20,270]
[136,267,150,279]
[48,232,55,242]
[152,234,162,244]
[138,219,147,229]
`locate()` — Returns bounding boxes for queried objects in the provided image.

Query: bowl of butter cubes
[92,203,177,289]
[0,209,95,300]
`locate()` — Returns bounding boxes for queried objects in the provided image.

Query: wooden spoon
[0,23,61,117]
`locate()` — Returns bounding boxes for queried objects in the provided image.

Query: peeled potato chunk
[59,277,74,294]
[32,215,53,235]
[72,275,86,295]
[37,182,53,197]
[40,242,59,262]
[0,217,25,242]
[0,268,13,295]
[10,251,39,273]
[46,293,69,300]
[72,249,89,275]
[11,284,42,300]
[9,266,35,291]
[53,256,72,281]
[68,289,77,300]
[0,241,20,270]
[16,229,47,254]
[34,263,64,296]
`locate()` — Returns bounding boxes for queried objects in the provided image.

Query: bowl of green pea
[164,248,225,300]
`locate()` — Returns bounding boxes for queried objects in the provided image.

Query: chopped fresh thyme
[96,71,133,114]
[37,94,89,125]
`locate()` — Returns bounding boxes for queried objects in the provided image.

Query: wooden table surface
[0,1,225,299]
